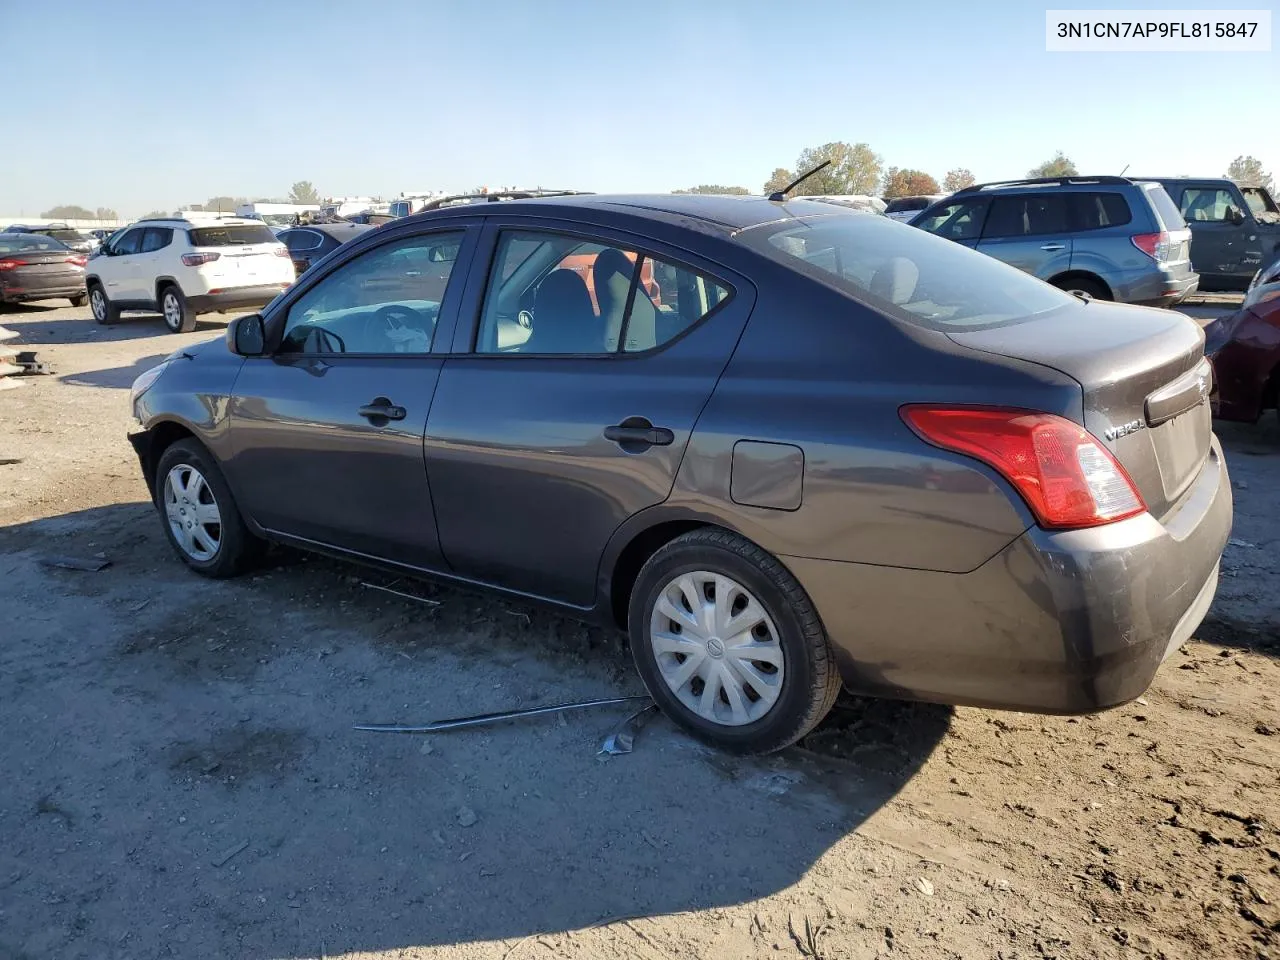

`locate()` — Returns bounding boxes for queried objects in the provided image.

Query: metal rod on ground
[354,696,652,734]
[359,581,441,606]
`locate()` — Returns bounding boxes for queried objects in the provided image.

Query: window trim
[464,221,738,360]
[979,192,1070,241]
[264,224,475,359]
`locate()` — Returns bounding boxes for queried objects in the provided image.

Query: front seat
[593,248,657,352]
[870,257,919,305]
[525,268,599,354]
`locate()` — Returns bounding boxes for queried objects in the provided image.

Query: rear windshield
[0,234,71,253]
[746,213,1074,331]
[39,229,85,242]
[884,197,932,214]
[388,201,412,217]
[188,225,278,247]
[1142,185,1187,231]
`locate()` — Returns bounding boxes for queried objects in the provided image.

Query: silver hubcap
[163,293,182,329]
[163,464,221,561]
[90,289,105,320]
[648,571,784,726]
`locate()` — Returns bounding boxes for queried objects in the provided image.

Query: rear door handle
[604,418,674,448]
[1039,243,1066,251]
[358,398,407,422]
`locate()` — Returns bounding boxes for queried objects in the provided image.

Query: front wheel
[154,439,261,578]
[89,284,119,325]
[628,528,841,755]
[160,285,196,333]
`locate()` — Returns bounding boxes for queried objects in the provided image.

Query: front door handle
[1039,243,1066,251]
[604,417,674,448]
[358,397,407,422]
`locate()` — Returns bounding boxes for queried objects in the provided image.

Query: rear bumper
[186,283,289,315]
[1133,270,1200,307]
[0,279,86,302]
[788,435,1232,713]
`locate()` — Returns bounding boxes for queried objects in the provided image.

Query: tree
[94,207,119,220]
[204,196,245,213]
[762,142,884,198]
[882,168,941,198]
[943,168,976,192]
[40,204,95,219]
[673,184,750,195]
[140,210,170,220]
[1027,151,1077,178]
[287,180,320,204]
[1226,155,1273,191]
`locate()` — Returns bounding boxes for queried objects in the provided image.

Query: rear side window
[983,194,1068,238]
[282,230,322,252]
[140,227,173,252]
[1143,185,1187,230]
[751,213,1074,331]
[188,225,278,246]
[1070,192,1133,231]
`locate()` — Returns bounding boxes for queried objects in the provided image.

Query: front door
[976,193,1072,280]
[225,226,474,568]
[1178,186,1243,278]
[99,226,145,301]
[424,223,753,605]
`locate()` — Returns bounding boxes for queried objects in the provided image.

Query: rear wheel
[88,284,119,325]
[628,528,841,755]
[160,284,196,333]
[69,294,87,308]
[1053,276,1109,301]
[154,439,261,578]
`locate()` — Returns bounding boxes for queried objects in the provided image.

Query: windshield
[188,225,278,246]
[1242,187,1280,218]
[0,233,72,253]
[746,213,1074,331]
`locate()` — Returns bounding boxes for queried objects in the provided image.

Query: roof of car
[406,193,854,234]
[289,223,373,239]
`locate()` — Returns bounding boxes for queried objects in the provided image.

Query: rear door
[976,193,1072,278]
[1177,186,1242,277]
[225,225,477,567]
[135,227,174,301]
[423,220,754,605]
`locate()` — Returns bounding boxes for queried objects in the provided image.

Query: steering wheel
[302,326,346,354]
[365,303,432,353]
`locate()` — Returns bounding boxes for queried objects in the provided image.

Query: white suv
[86,214,295,333]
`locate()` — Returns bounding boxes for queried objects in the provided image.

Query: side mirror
[226,313,266,356]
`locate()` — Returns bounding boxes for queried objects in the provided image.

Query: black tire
[69,294,87,308]
[1052,275,1110,301]
[628,528,841,755]
[88,283,119,325]
[159,284,196,333]
[153,439,261,578]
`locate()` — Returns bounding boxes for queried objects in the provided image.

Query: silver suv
[910,176,1198,307]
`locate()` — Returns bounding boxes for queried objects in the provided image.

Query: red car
[1205,258,1280,422]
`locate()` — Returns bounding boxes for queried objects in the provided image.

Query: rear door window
[140,227,173,252]
[188,224,278,246]
[983,194,1069,238]
[1069,192,1133,230]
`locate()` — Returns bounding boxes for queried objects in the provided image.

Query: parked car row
[126,191,1230,754]
[2,222,99,254]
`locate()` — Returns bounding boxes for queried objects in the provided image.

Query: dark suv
[910,176,1198,306]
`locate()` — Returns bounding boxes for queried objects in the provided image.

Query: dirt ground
[1,296,1277,960]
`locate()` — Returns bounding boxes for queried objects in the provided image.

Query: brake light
[273,247,290,257]
[1131,231,1170,261]
[901,405,1146,529]
[182,252,220,266]
[67,255,87,268]
[0,258,27,271]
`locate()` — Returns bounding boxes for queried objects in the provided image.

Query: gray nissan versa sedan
[127,194,1232,754]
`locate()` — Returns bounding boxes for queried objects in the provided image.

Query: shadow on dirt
[0,309,228,345]
[60,353,171,389]
[0,503,951,958]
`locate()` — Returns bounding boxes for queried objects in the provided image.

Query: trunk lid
[947,301,1211,519]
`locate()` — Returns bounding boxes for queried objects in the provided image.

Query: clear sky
[2,0,1275,215]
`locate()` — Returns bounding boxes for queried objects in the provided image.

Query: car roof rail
[419,189,593,211]
[952,175,1134,195]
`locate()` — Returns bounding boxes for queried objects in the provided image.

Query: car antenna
[1119,163,1130,176]
[768,160,833,202]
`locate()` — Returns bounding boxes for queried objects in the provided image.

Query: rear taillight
[901,405,1146,529]
[0,258,28,271]
[273,247,290,257]
[67,255,87,268]
[1131,231,1171,261]
[182,252,221,266]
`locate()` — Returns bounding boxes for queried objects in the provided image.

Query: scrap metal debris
[598,702,660,757]
[211,839,249,867]
[38,554,111,572]
[354,695,651,735]
[359,580,441,606]
[14,351,54,376]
